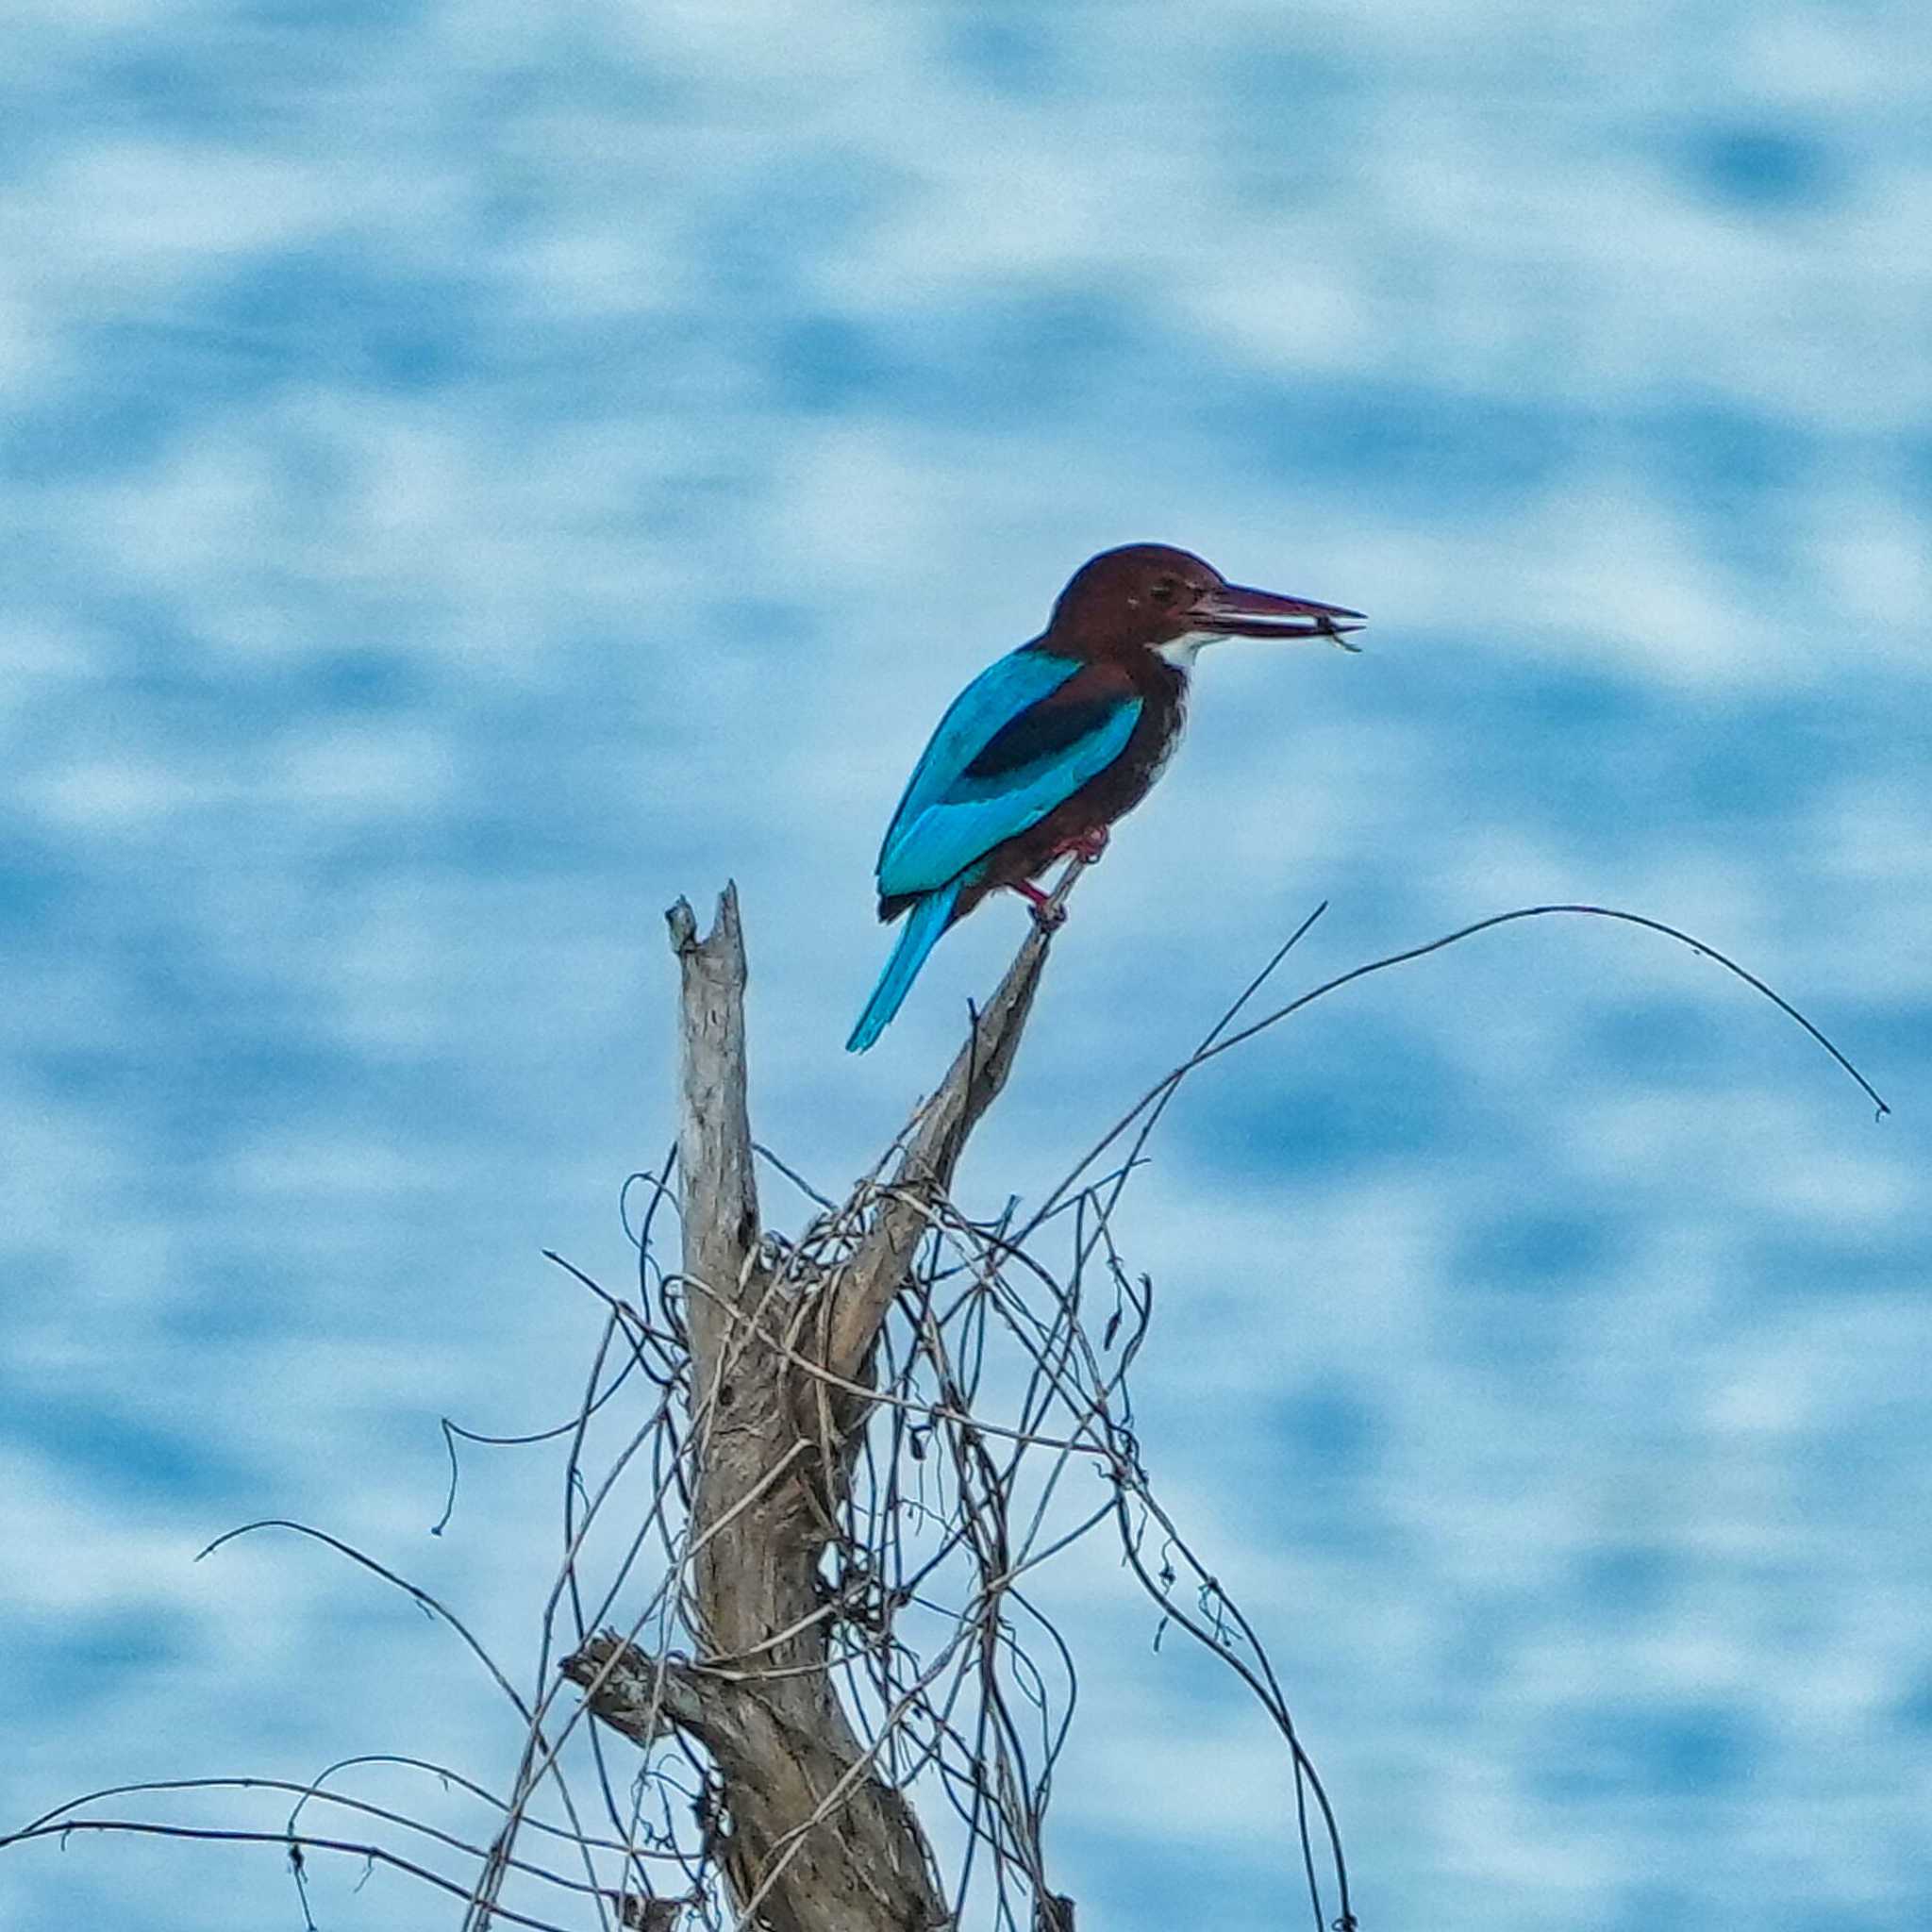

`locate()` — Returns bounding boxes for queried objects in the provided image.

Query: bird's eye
[1150,577,1180,607]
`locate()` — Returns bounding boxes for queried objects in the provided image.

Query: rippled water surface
[4,5,1929,1927]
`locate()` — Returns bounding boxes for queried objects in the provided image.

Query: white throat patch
[1153,630,1219,667]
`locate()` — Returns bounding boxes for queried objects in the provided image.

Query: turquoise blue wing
[876,650,1082,871]
[877,653,1141,896]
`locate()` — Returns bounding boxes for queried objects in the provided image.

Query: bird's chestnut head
[1048,542,1365,662]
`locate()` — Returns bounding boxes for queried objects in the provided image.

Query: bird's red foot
[1066,825,1109,865]
[1008,878,1067,929]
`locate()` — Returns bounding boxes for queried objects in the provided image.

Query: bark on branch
[666,886,760,1376]
[563,874,1074,1930]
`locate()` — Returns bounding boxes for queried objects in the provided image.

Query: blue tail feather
[846,879,963,1053]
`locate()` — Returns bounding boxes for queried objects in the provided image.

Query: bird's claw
[1047,826,1109,867]
[1009,879,1067,929]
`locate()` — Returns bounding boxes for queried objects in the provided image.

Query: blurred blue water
[3,3,1929,1929]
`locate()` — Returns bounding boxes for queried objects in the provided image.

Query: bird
[846,542,1366,1052]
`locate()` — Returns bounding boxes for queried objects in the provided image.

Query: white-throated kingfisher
[847,542,1365,1052]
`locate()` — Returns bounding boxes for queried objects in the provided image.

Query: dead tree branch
[575,878,1032,1932]
[16,861,1365,1931]
[12,873,1883,1932]
[823,864,1081,1383]
[560,864,1091,1931]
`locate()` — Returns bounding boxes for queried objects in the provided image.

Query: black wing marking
[960,695,1135,785]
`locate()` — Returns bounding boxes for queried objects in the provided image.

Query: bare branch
[611,883,956,1932]
[25,874,1367,1932]
[826,859,1084,1383]
[668,885,761,1374]
[21,870,1878,1932]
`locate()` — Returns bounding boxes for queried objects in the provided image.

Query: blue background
[3,3,1928,1927]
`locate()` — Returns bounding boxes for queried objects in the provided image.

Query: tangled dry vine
[528,873,1353,1932]
[8,872,1883,1931]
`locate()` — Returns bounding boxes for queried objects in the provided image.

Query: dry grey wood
[565,878,1094,1932]
[667,884,760,1377]
[563,874,1078,1928]
[667,883,941,1932]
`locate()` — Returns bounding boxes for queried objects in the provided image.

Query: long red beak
[1190,581,1367,650]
